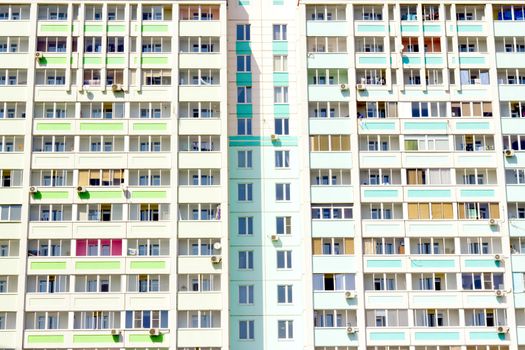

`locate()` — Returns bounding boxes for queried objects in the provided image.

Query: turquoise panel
[274,104,289,116]
[459,56,486,65]
[404,121,447,131]
[273,72,289,86]
[359,56,386,64]
[356,24,385,33]
[460,189,495,197]
[238,0,250,5]
[456,121,490,130]
[306,21,348,37]
[425,56,443,64]
[401,25,419,32]
[363,189,398,198]
[457,25,483,33]
[273,0,284,4]
[411,259,455,268]
[360,121,396,131]
[236,72,252,86]
[469,332,505,341]
[228,135,298,147]
[272,41,288,54]
[236,104,252,117]
[415,332,460,341]
[402,56,421,64]
[367,259,402,268]
[312,256,356,273]
[464,259,500,268]
[369,332,406,341]
[407,189,451,198]
[235,41,251,54]
[423,24,441,33]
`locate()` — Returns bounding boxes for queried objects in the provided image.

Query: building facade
[1,1,525,350]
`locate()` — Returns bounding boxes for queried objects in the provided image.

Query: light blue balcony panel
[407,189,451,199]
[356,24,386,33]
[411,259,455,268]
[415,332,460,341]
[359,56,387,65]
[369,332,406,341]
[464,259,499,268]
[459,56,486,65]
[307,21,348,36]
[367,259,402,268]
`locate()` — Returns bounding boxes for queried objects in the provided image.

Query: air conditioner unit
[111,329,121,335]
[345,291,355,299]
[76,186,87,192]
[489,218,497,225]
[211,255,222,264]
[111,84,123,92]
[213,242,222,250]
[494,254,503,261]
[504,149,515,157]
[495,289,505,297]
[149,328,161,336]
[271,234,279,241]
[271,134,278,141]
[35,51,43,59]
[356,84,366,91]
[128,248,137,256]
[346,326,357,334]
[339,83,349,91]
[29,186,38,193]
[497,326,509,333]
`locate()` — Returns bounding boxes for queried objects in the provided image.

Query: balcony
[178,118,221,135]
[313,291,358,309]
[312,255,356,273]
[125,292,170,310]
[365,291,407,309]
[308,85,349,102]
[362,220,404,237]
[361,186,402,202]
[179,152,222,168]
[179,85,222,102]
[128,152,172,169]
[177,328,222,348]
[179,186,222,203]
[177,220,222,238]
[311,220,355,237]
[178,256,221,274]
[310,152,352,169]
[311,186,353,203]
[360,152,401,168]
[307,52,349,69]
[178,292,222,310]
[179,21,221,37]
[32,153,75,169]
[309,118,352,134]
[307,20,347,36]
[0,152,24,169]
[179,53,221,69]
[314,328,359,347]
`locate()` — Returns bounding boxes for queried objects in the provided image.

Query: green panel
[33,191,69,200]
[129,334,164,343]
[107,24,125,33]
[465,259,500,268]
[456,121,490,130]
[36,122,71,131]
[40,24,70,33]
[235,41,251,54]
[411,259,455,268]
[272,41,288,54]
[130,261,166,269]
[273,72,289,86]
[361,121,395,131]
[30,261,66,270]
[142,24,169,33]
[425,56,443,64]
[27,335,65,344]
[363,189,398,198]
[80,122,124,131]
[75,261,120,270]
[469,332,505,341]
[274,104,289,116]
[423,24,441,33]
[78,191,123,200]
[460,189,495,197]
[237,104,253,117]
[38,56,68,65]
[404,121,447,131]
[401,25,419,32]
[106,56,125,65]
[356,24,385,33]
[369,332,406,341]
[131,191,167,199]
[84,24,103,33]
[407,189,451,198]
[459,56,486,65]
[273,0,284,4]
[141,56,169,65]
[367,259,402,268]
[457,25,483,33]
[83,56,102,65]
[415,332,460,341]
[238,0,250,5]
[133,123,167,131]
[359,56,386,64]
[402,56,421,64]
[73,334,120,343]
[236,72,252,86]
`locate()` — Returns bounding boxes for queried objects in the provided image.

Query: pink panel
[76,239,86,256]
[111,239,122,256]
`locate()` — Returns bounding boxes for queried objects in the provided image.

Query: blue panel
[415,332,460,341]
[369,332,406,341]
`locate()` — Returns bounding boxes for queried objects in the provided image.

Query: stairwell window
[274,86,289,103]
[238,216,253,235]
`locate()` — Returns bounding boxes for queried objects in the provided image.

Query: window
[273,24,287,41]
[310,135,351,151]
[125,310,168,329]
[236,24,251,41]
[276,216,291,234]
[407,203,454,220]
[239,320,254,340]
[275,183,291,201]
[404,135,449,151]
[274,86,289,103]
[239,285,254,304]
[238,183,253,201]
[462,273,504,290]
[237,118,252,135]
[239,251,254,269]
[278,320,293,339]
[277,250,292,269]
[238,216,253,235]
[406,169,451,185]
[238,86,252,103]
[411,102,447,118]
[275,150,290,168]
[238,150,253,168]
[311,204,353,220]
[313,273,355,291]
[312,238,354,255]
[274,118,289,135]
[277,285,293,304]
[0,205,21,221]
[237,55,251,72]
[273,55,288,72]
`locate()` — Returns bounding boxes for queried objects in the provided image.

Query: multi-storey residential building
[2,1,525,350]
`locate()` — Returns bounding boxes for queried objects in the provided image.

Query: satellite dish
[213,242,222,250]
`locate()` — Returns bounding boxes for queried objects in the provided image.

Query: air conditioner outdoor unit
[494,254,503,261]
[76,186,87,192]
[497,326,509,333]
[271,134,278,141]
[339,83,349,90]
[111,84,123,92]
[29,186,38,193]
[271,234,279,241]
[347,327,357,334]
[35,51,43,59]
[495,289,505,297]
[128,248,137,256]
[111,329,121,335]
[345,291,355,299]
[504,149,515,157]
[489,218,497,225]
[356,84,366,91]
[211,255,222,264]
[149,328,161,336]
